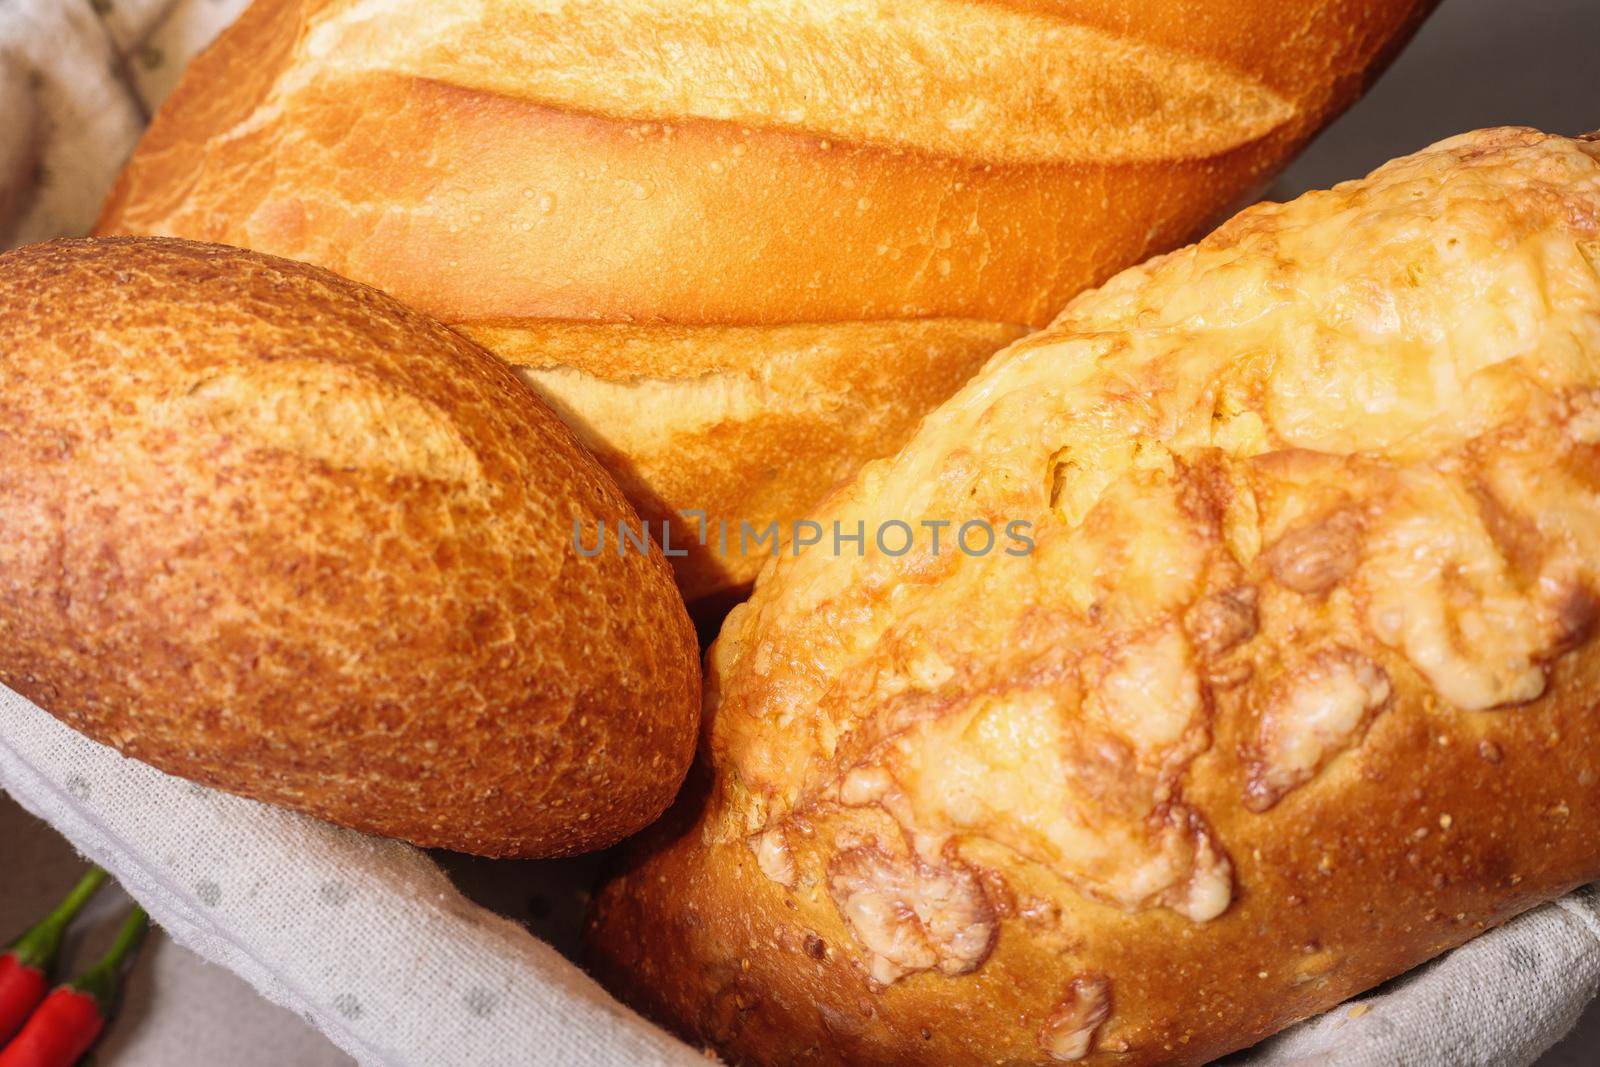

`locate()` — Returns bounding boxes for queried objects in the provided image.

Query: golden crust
[0,237,701,858]
[478,318,1028,593]
[94,0,1436,598]
[587,130,1600,1064]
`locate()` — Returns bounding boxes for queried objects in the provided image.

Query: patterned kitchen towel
[0,684,705,1067]
[0,0,258,246]
[8,680,1600,1067]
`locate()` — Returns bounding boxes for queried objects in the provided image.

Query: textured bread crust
[0,237,700,858]
[95,0,1436,598]
[587,130,1600,1064]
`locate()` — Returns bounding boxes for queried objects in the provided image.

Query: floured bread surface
[0,237,701,858]
[96,0,1436,597]
[588,130,1600,1065]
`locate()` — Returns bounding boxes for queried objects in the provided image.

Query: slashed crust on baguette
[97,0,1436,597]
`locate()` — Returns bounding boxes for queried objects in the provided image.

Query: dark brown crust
[0,237,700,858]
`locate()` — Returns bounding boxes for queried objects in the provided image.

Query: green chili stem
[6,868,110,970]
[68,907,150,1015]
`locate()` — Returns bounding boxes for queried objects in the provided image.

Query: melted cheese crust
[708,129,1600,992]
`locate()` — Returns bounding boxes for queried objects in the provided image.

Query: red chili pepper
[0,870,108,1046]
[0,906,148,1067]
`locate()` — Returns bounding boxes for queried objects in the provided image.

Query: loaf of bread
[0,237,700,858]
[587,129,1600,1064]
[95,0,1437,599]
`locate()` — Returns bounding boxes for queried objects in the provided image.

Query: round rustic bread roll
[587,129,1600,1064]
[0,237,700,858]
[94,0,1437,599]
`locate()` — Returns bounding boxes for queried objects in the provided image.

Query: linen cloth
[1,2,1597,1065]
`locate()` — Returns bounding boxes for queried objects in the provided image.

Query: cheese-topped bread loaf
[587,128,1600,1064]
